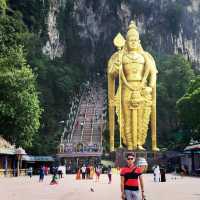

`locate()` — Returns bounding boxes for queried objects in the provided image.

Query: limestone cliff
[43,0,200,69]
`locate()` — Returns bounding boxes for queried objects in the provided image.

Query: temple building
[181,143,200,175]
[0,136,17,176]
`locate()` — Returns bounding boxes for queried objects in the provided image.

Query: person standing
[58,165,63,179]
[90,118,93,128]
[153,165,160,182]
[120,153,145,200]
[160,167,166,182]
[81,164,86,179]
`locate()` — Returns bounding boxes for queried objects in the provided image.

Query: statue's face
[127,35,139,51]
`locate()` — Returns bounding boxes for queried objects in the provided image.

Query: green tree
[9,0,49,34]
[155,54,194,149]
[0,13,42,149]
[0,0,6,13]
[177,76,200,142]
[0,14,29,55]
[0,47,42,148]
[31,57,86,154]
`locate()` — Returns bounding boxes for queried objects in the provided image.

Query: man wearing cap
[120,153,145,200]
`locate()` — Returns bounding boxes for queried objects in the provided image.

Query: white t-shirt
[81,166,86,173]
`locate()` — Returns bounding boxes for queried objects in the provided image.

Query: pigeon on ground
[90,187,94,192]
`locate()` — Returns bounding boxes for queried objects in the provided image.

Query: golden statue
[107,21,159,152]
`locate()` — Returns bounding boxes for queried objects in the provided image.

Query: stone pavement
[0,173,200,200]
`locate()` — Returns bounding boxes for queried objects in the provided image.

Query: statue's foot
[138,145,146,151]
[127,145,133,150]
[110,147,115,152]
[152,147,160,152]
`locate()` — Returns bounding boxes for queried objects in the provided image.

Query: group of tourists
[24,153,170,200]
[76,165,102,182]
[26,166,50,180]
[38,166,50,182]
[152,164,166,183]
[75,164,113,184]
[37,165,65,185]
[23,152,178,200]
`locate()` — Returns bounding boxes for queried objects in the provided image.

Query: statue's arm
[144,52,159,150]
[143,52,158,88]
[107,52,120,78]
[142,53,151,86]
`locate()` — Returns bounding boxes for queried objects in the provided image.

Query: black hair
[126,152,135,158]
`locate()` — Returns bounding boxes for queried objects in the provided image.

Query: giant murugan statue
[107,21,159,152]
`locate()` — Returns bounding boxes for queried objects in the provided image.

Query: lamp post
[16,147,26,177]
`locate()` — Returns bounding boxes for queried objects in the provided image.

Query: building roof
[0,136,13,148]
[0,136,16,155]
[101,160,115,167]
[184,144,200,151]
[22,155,55,162]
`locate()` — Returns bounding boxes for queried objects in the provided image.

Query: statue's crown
[126,21,139,39]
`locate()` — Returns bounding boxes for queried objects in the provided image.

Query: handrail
[70,89,85,143]
[80,100,89,142]
[90,106,96,143]
[100,111,104,146]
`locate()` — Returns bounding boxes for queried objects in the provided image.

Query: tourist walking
[76,168,81,180]
[86,165,91,179]
[44,166,48,175]
[120,153,145,200]
[39,166,45,182]
[95,165,101,182]
[180,165,187,177]
[90,165,95,179]
[27,166,33,178]
[80,121,84,131]
[75,120,79,128]
[107,165,112,184]
[50,173,58,185]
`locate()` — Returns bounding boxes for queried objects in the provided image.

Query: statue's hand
[138,82,146,91]
[114,60,121,67]
[141,87,152,99]
[145,87,152,93]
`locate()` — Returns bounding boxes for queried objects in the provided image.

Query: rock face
[42,0,64,59]
[43,0,200,69]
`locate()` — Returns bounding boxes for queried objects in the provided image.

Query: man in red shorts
[120,153,145,200]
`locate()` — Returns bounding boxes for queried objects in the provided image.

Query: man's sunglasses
[127,157,134,160]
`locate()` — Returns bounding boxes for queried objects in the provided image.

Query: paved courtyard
[0,173,200,200]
